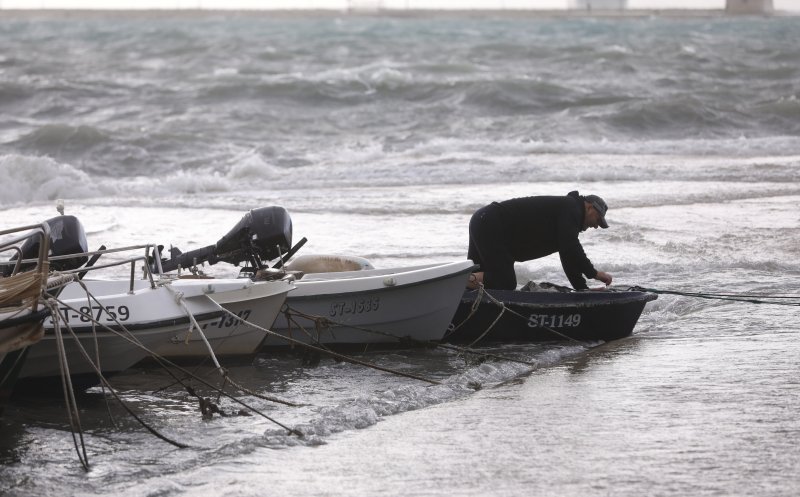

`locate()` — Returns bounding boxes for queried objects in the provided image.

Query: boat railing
[3,243,168,294]
[52,244,168,292]
[0,223,52,314]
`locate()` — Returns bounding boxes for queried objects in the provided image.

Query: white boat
[0,222,51,412]
[19,276,293,388]
[154,207,476,348]
[262,259,475,347]
[9,214,295,389]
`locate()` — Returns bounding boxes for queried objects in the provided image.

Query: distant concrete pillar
[726,0,774,14]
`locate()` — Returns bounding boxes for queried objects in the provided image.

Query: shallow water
[1,12,799,497]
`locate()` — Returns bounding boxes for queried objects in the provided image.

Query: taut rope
[629,286,800,306]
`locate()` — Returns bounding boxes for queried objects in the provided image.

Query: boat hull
[157,279,293,358]
[264,261,474,346]
[19,278,292,388]
[0,313,47,414]
[446,289,657,344]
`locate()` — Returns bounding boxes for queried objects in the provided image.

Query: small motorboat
[20,274,294,389]
[156,206,474,347]
[12,214,294,390]
[446,284,657,344]
[0,222,51,412]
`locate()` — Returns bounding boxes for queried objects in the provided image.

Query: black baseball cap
[585,194,609,229]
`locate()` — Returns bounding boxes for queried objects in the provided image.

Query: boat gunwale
[287,262,475,301]
[462,290,658,309]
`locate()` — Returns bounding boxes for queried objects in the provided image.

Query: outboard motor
[216,206,293,265]
[159,206,294,273]
[3,215,89,276]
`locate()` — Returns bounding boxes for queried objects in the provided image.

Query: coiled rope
[0,262,48,308]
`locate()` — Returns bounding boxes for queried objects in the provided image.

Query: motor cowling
[158,206,293,273]
[3,215,89,276]
[215,206,293,265]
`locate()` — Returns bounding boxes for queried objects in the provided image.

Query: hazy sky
[1,0,798,10]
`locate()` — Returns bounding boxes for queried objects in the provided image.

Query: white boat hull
[265,260,474,346]
[20,278,293,385]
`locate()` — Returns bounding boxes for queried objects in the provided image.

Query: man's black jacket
[494,191,598,290]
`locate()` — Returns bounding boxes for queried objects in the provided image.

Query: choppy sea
[1,11,799,497]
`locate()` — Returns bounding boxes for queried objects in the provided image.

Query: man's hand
[467,271,484,290]
[595,271,613,286]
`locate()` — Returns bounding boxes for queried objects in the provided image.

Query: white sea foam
[256,344,589,449]
[0,154,104,206]
[225,152,282,181]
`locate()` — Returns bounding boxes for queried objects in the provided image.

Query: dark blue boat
[446,287,657,344]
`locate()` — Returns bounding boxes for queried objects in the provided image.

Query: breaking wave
[0,155,103,206]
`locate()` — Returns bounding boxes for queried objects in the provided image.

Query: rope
[46,299,90,471]
[281,307,335,349]
[464,300,507,348]
[47,292,301,434]
[159,286,298,408]
[74,278,118,428]
[48,298,190,450]
[281,305,419,349]
[275,303,540,368]
[166,287,223,370]
[629,286,800,307]
[214,305,442,385]
[444,284,487,337]
[446,283,585,346]
[0,264,46,308]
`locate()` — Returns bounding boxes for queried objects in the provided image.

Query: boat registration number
[330,297,380,317]
[527,313,582,328]
[57,305,131,323]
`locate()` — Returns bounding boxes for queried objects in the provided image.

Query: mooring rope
[444,284,487,337]
[48,298,191,450]
[47,293,301,435]
[214,305,442,385]
[280,303,540,367]
[464,302,507,348]
[281,307,336,349]
[167,287,223,370]
[156,286,305,408]
[46,299,90,471]
[629,286,800,307]
[445,283,584,346]
[480,289,585,344]
[74,279,119,429]
[281,305,419,349]
[71,279,299,409]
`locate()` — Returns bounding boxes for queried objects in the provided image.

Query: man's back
[496,194,583,262]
